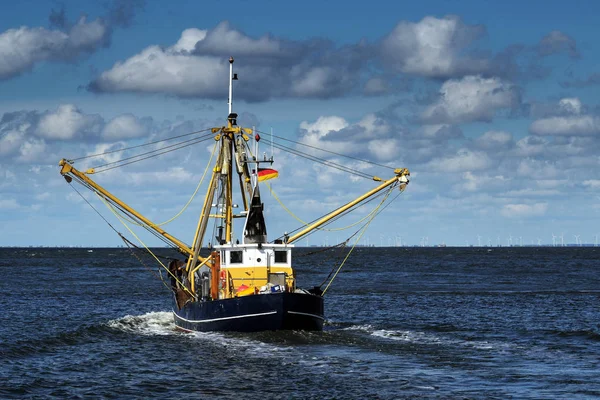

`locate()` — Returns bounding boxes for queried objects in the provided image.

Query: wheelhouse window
[230,251,243,264]
[274,250,287,263]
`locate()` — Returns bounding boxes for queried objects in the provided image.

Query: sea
[1,246,599,399]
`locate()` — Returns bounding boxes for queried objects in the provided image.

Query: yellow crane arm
[58,159,195,256]
[286,168,410,244]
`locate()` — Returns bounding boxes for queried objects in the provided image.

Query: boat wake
[343,324,502,351]
[106,311,177,336]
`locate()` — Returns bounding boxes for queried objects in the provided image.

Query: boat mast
[189,57,242,256]
[224,56,236,244]
[228,56,234,115]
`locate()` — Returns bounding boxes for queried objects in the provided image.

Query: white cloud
[194,22,282,56]
[367,139,400,161]
[474,130,513,150]
[0,17,108,80]
[0,128,26,155]
[35,192,51,201]
[298,116,352,154]
[37,104,102,140]
[363,77,388,95]
[536,179,569,190]
[90,45,227,97]
[102,114,147,140]
[17,138,46,163]
[537,31,579,58]
[500,203,548,218]
[530,115,600,136]
[583,180,600,189]
[420,124,463,141]
[559,98,582,114]
[516,159,560,179]
[297,114,402,163]
[171,28,207,52]
[88,22,368,100]
[425,149,494,173]
[460,171,509,192]
[421,76,519,124]
[290,66,338,97]
[0,197,20,209]
[380,16,488,78]
[530,97,600,136]
[358,113,390,137]
[515,136,549,157]
[127,167,195,186]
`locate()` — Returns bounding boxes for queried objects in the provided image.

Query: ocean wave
[339,324,503,351]
[106,311,176,336]
[553,329,600,341]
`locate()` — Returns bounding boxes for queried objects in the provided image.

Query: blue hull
[173,292,324,332]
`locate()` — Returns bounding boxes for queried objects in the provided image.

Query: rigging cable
[70,128,213,162]
[97,192,196,298]
[265,181,389,232]
[321,184,396,295]
[70,175,182,249]
[265,140,374,180]
[66,180,183,293]
[272,187,394,243]
[92,134,214,173]
[97,140,218,228]
[154,140,218,226]
[256,129,395,171]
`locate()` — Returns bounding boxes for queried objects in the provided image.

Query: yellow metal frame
[59,159,194,256]
[286,168,410,244]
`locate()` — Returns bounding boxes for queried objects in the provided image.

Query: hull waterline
[173,292,324,332]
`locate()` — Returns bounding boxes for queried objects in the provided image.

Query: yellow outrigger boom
[58,159,195,257]
[286,168,410,244]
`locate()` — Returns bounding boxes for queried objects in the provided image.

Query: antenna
[228,56,234,114]
[271,127,274,160]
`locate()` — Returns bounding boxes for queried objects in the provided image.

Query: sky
[1,0,600,247]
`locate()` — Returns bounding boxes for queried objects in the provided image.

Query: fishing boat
[58,57,410,332]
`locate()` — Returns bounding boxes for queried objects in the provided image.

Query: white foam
[107,311,177,336]
[189,330,292,356]
[342,324,374,332]
[372,329,442,344]
[370,328,507,351]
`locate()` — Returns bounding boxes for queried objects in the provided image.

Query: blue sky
[1,0,600,247]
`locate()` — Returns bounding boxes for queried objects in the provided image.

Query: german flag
[257,168,278,182]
